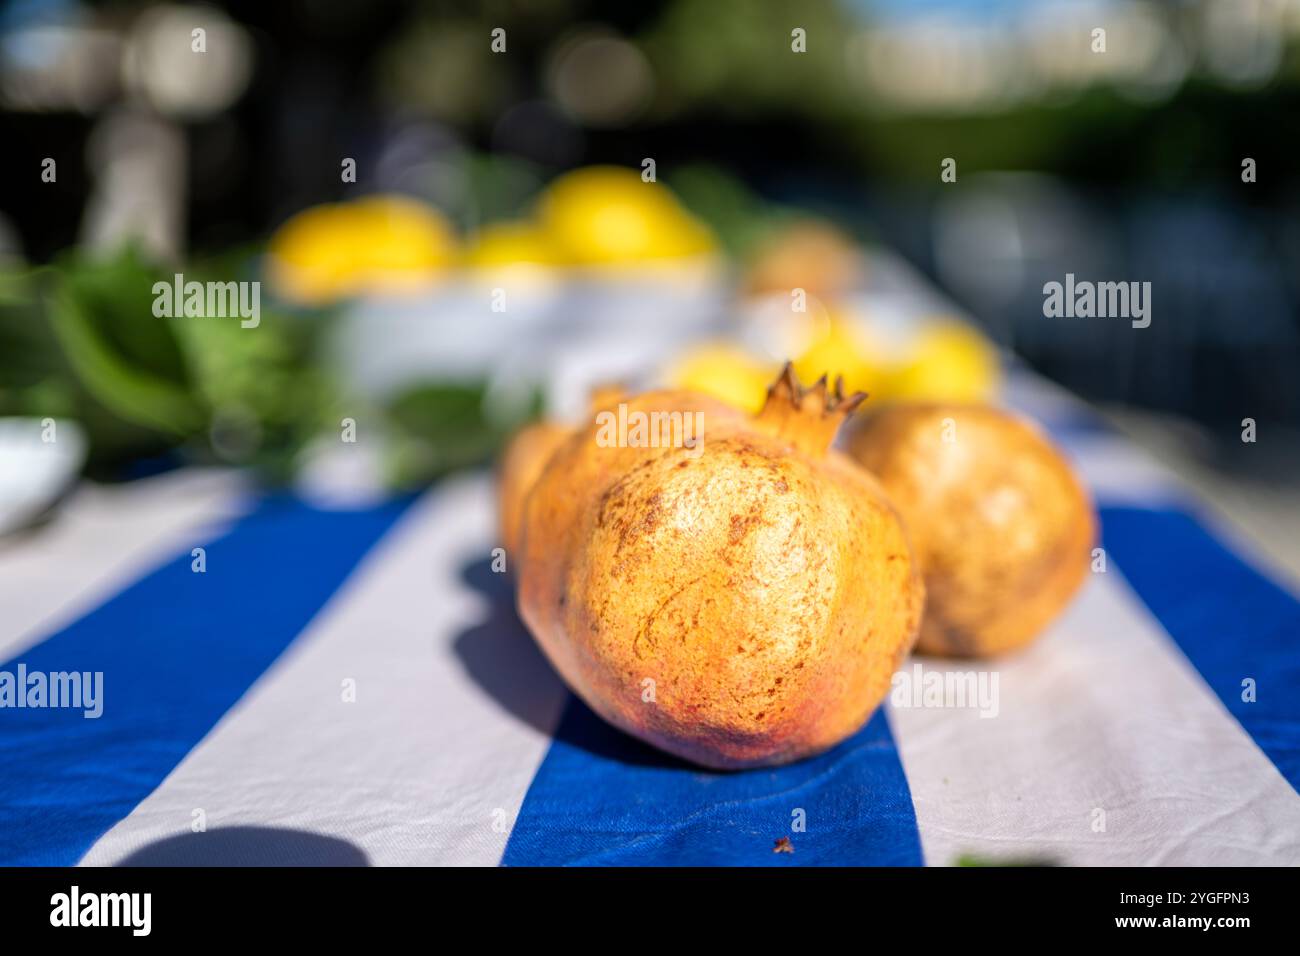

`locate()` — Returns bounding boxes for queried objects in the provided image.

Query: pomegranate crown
[756,362,867,456]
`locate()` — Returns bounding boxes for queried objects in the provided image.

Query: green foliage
[47,249,205,437]
[0,252,198,468]
[667,164,775,257]
[384,380,543,488]
[641,0,854,118]
[0,246,535,487]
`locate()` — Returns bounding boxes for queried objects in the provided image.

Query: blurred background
[1,0,1298,566]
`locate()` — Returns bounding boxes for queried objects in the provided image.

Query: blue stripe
[0,493,413,866]
[1101,506,1300,792]
[502,698,923,866]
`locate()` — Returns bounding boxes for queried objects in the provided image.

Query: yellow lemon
[266,203,359,304]
[537,166,715,266]
[463,220,555,268]
[350,196,457,291]
[793,314,889,399]
[267,196,456,304]
[669,343,776,413]
[893,322,1000,403]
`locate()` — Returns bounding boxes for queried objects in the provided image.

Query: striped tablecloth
[2,265,1297,867]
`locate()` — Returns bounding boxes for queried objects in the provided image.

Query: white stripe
[0,468,248,661]
[1061,434,1186,508]
[889,571,1300,865]
[79,474,568,867]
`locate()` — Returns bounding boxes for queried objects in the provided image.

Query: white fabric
[889,570,1300,866]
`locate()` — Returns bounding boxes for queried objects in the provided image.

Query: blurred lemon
[893,322,1000,402]
[537,166,715,266]
[350,197,457,290]
[463,220,555,269]
[266,204,356,305]
[793,313,889,398]
[670,343,776,413]
[267,196,457,304]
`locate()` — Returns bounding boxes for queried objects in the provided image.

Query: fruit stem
[755,362,866,457]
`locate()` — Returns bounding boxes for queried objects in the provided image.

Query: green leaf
[384,380,543,486]
[44,248,205,437]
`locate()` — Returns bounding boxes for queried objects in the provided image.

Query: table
[2,254,1297,866]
